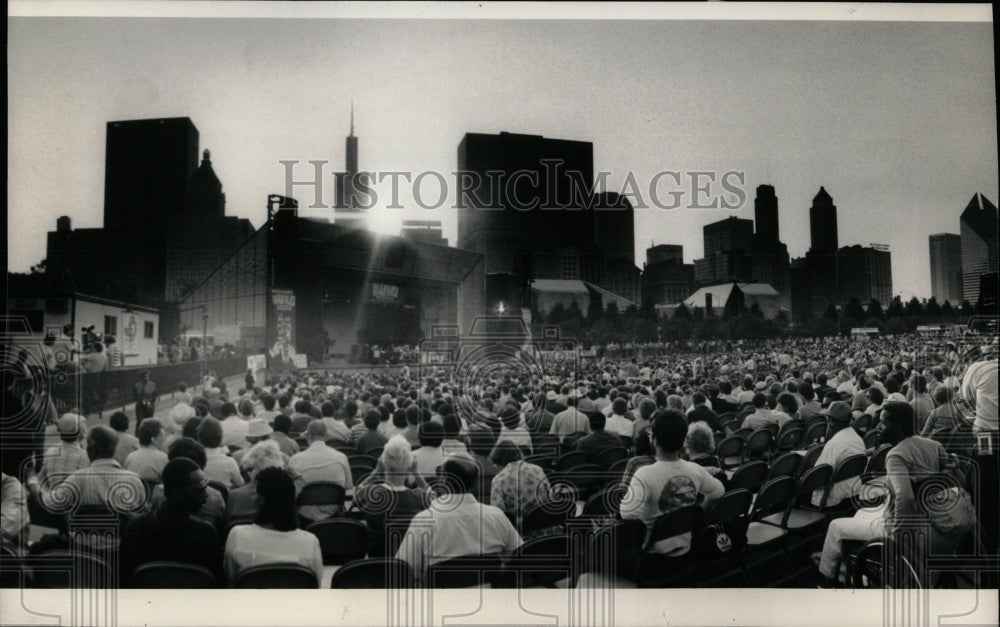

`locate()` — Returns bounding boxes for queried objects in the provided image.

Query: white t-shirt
[224,524,323,587]
[620,459,725,554]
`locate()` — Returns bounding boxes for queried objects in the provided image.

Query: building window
[104,315,117,337]
[144,321,154,339]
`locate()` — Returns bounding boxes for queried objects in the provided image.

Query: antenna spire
[350,101,354,136]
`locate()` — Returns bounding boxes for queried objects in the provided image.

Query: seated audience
[490,440,554,539]
[198,417,245,489]
[125,418,169,481]
[120,457,223,587]
[228,440,286,523]
[287,420,352,521]
[110,411,140,467]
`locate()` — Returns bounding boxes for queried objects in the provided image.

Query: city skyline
[8,5,998,303]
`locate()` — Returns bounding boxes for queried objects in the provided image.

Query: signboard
[268,289,298,371]
[371,282,401,303]
[123,314,139,356]
[293,353,308,369]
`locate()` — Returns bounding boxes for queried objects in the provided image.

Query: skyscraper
[456,131,638,304]
[754,184,779,245]
[693,217,754,286]
[929,233,963,305]
[334,105,369,229]
[837,244,893,306]
[809,186,839,253]
[960,193,999,304]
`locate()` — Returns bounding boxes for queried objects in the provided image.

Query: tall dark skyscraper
[809,186,839,253]
[47,117,253,309]
[693,217,754,286]
[335,105,368,229]
[457,131,639,304]
[837,244,893,306]
[960,192,999,304]
[929,233,963,305]
[754,184,779,245]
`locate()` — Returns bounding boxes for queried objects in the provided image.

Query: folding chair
[766,451,802,482]
[728,460,768,493]
[741,476,798,586]
[800,443,824,471]
[549,464,605,501]
[693,488,754,587]
[207,481,230,503]
[573,519,646,585]
[554,451,592,472]
[307,518,368,565]
[775,428,804,453]
[424,554,504,588]
[802,422,828,447]
[347,455,377,470]
[330,557,414,588]
[743,429,774,463]
[499,534,572,588]
[821,454,868,519]
[335,446,360,457]
[521,496,576,536]
[131,561,218,588]
[861,443,892,482]
[594,447,629,470]
[633,505,703,587]
[234,563,318,588]
[715,435,744,470]
[29,550,112,589]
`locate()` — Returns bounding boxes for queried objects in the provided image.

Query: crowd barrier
[49,356,249,416]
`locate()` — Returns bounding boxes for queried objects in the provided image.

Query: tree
[674,303,692,321]
[924,296,943,318]
[904,296,924,317]
[824,304,840,321]
[548,303,566,325]
[29,259,47,275]
[774,310,790,327]
[843,298,866,322]
[885,296,904,318]
[961,300,974,319]
[566,300,584,322]
[941,300,955,318]
[749,302,764,318]
[587,295,604,323]
[866,299,884,320]
[639,298,657,321]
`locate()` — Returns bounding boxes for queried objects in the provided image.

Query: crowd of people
[1,330,996,588]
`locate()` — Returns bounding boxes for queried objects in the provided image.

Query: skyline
[8,6,998,302]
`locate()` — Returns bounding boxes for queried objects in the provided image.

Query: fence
[49,356,249,416]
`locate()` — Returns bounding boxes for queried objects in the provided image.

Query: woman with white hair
[355,435,432,557]
[226,440,285,523]
[684,421,727,488]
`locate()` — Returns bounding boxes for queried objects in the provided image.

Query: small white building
[6,292,159,367]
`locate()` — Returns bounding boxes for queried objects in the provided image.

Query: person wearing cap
[810,401,865,507]
[36,413,90,489]
[125,419,169,481]
[25,426,149,523]
[233,418,286,468]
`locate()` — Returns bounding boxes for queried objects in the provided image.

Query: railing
[49,356,249,416]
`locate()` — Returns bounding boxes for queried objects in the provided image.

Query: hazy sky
[8,4,998,300]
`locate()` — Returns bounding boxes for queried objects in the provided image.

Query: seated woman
[684,421,727,489]
[227,440,286,524]
[224,467,323,587]
[920,386,965,438]
[354,436,432,557]
[816,402,966,586]
[490,440,554,539]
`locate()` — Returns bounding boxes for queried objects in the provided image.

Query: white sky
[7,3,998,301]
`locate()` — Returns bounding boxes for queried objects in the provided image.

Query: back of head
[197,417,223,449]
[221,402,238,418]
[752,393,767,408]
[321,402,336,418]
[639,398,656,419]
[109,411,129,433]
[305,419,328,441]
[254,467,298,531]
[691,391,707,406]
[138,419,163,446]
[262,394,276,411]
[243,440,285,477]
[441,456,479,493]
[651,409,688,454]
[881,402,916,445]
[162,457,200,499]
[490,439,524,466]
[86,425,119,461]
[273,414,292,434]
[588,410,606,432]
[684,421,715,457]
[466,424,497,457]
[168,437,208,469]
[182,416,204,440]
[442,414,461,439]
[380,435,413,473]
[364,409,382,431]
[392,409,407,428]
[612,398,628,415]
[418,420,444,447]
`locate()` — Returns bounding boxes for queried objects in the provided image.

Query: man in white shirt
[962,356,998,434]
[549,395,591,443]
[620,410,724,554]
[288,420,352,521]
[219,403,249,450]
[811,401,866,507]
[125,418,169,481]
[395,457,522,582]
[605,399,634,439]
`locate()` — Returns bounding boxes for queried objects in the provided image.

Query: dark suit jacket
[574,430,624,459]
[120,501,223,587]
[688,405,720,431]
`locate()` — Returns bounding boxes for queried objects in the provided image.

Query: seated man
[394,457,522,582]
[110,411,141,467]
[620,409,725,555]
[411,421,446,479]
[741,393,778,430]
[125,419,169,481]
[149,437,227,533]
[198,417,245,489]
[575,411,624,459]
[287,420,352,522]
[811,401,865,507]
[37,413,90,489]
[25,426,149,539]
[119,457,223,587]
